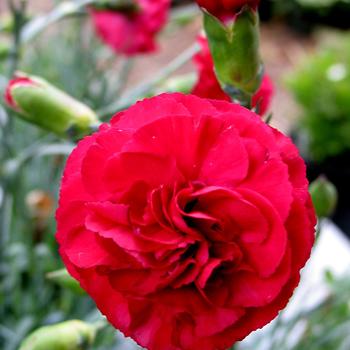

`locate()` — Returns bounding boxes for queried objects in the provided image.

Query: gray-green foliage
[0,13,125,350]
[0,2,194,349]
[238,274,350,350]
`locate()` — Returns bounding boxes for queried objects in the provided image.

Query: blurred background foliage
[1,0,350,349]
[237,272,350,350]
[287,32,350,162]
[259,0,350,32]
[0,2,158,349]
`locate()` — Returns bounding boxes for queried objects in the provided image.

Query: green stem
[315,219,322,242]
[7,0,26,76]
[2,143,75,180]
[0,1,27,262]
[169,3,199,23]
[93,0,138,11]
[20,0,139,44]
[20,0,197,46]
[0,193,13,252]
[3,0,26,157]
[112,58,135,100]
[97,43,199,117]
[20,0,97,43]
[223,85,252,109]
[92,319,109,332]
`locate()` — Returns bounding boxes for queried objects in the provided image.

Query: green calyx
[203,6,263,103]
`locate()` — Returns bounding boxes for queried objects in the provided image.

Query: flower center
[146,182,243,290]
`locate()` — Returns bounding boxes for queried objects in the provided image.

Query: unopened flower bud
[4,73,99,138]
[203,6,262,99]
[309,176,338,218]
[19,320,96,350]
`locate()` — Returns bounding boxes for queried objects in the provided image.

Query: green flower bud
[46,268,85,295]
[19,320,96,350]
[203,6,262,101]
[4,72,99,138]
[309,176,338,218]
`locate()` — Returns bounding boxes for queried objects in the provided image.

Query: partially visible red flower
[90,0,170,56]
[57,92,315,350]
[192,36,274,115]
[196,0,259,18]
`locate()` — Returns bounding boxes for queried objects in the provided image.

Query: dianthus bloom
[90,0,170,56]
[196,0,259,18]
[57,93,316,350]
[192,37,274,115]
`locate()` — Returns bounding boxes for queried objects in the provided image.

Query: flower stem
[223,85,253,109]
[20,0,96,43]
[7,0,26,76]
[97,43,199,117]
[0,1,27,261]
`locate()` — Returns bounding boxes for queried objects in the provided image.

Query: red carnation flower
[56,93,315,350]
[192,36,274,115]
[90,0,170,56]
[196,0,259,18]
